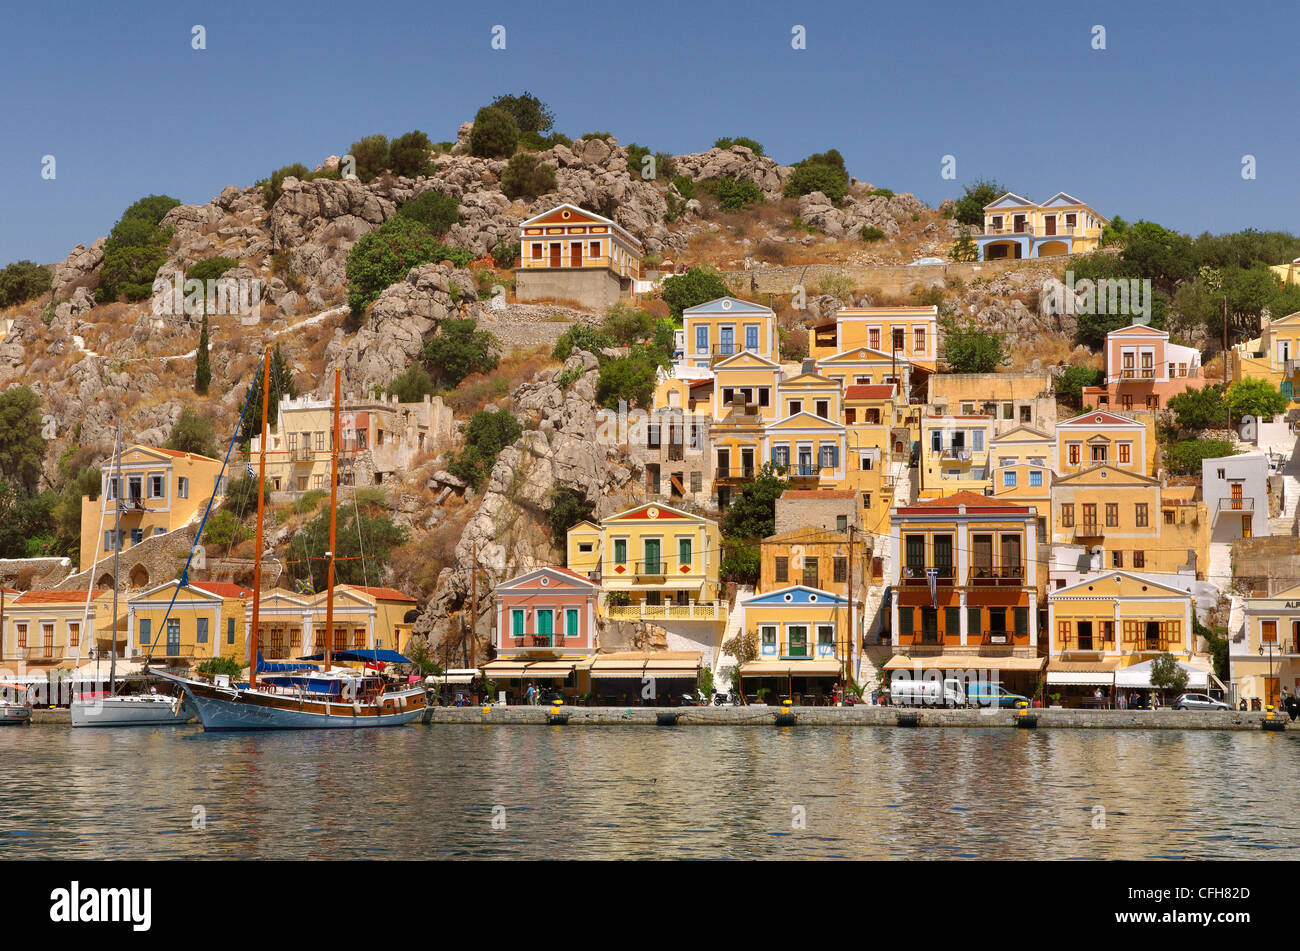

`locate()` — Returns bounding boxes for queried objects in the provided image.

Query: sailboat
[70,422,194,727]
[156,352,427,729]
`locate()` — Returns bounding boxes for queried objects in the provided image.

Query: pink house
[492,567,599,655]
[1083,324,1203,411]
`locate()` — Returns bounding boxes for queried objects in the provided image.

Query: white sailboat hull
[0,703,31,725]
[70,694,194,727]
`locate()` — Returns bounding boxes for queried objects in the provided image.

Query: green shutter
[899,607,913,635]
[1014,606,1029,637]
[946,607,961,637]
[967,607,981,636]
[1283,380,1294,399]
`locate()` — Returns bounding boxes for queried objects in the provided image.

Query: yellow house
[815,346,915,396]
[843,383,903,534]
[1055,410,1153,477]
[248,584,418,661]
[1229,311,1300,404]
[566,503,724,622]
[990,424,1056,472]
[127,580,251,667]
[710,350,782,507]
[927,372,1056,433]
[1270,259,1300,287]
[515,203,642,309]
[991,461,1052,543]
[1050,466,1207,575]
[738,585,852,701]
[2,589,119,669]
[976,192,1107,261]
[682,297,778,369]
[764,412,848,490]
[1047,571,1210,706]
[811,305,938,372]
[79,446,225,575]
[918,415,993,498]
[1234,583,1300,707]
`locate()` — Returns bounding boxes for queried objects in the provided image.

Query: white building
[1202,452,1270,542]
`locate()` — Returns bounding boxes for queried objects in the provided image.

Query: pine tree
[195,315,211,395]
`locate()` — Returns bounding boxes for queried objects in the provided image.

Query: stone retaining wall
[425,705,1280,730]
[721,255,1071,299]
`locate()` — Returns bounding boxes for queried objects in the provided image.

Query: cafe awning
[740,660,844,677]
[480,660,531,679]
[524,661,577,678]
[883,654,1045,672]
[1114,659,1211,690]
[589,652,702,680]
[1046,660,1117,686]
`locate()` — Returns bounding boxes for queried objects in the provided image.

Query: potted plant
[1049,692,1063,709]
[754,687,771,706]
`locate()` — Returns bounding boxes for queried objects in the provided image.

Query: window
[914,327,926,353]
[166,619,180,655]
[690,471,702,493]
[1262,620,1277,643]
[1020,405,1032,423]
[1105,502,1118,527]
[1014,607,1029,637]
[1112,550,1124,568]
[833,557,847,584]
[1082,502,1097,528]
[1136,503,1149,527]
[820,443,838,469]
[1061,504,1074,528]
[1003,402,1014,420]
[860,455,873,471]
[315,431,325,451]
[745,325,759,351]
[139,618,150,647]
[678,537,692,568]
[817,625,833,649]
[613,539,627,565]
[148,474,164,499]
[774,557,788,583]
[761,626,777,649]
[815,400,830,419]
[288,432,298,452]
[531,242,542,259]
[130,528,143,545]
[104,530,122,552]
[802,557,819,588]
[154,527,166,536]
[1068,444,1080,465]
[972,429,984,451]
[836,515,848,532]
[788,400,802,415]
[1029,470,1043,487]
[1091,444,1108,463]
[1002,470,1017,488]
[868,328,880,350]
[1133,551,1145,569]
[1216,468,1226,480]
[590,241,600,259]
[227,618,235,645]
[968,607,982,637]
[946,607,961,638]
[695,326,708,353]
[197,618,208,644]
[892,329,905,352]
[1118,443,1131,464]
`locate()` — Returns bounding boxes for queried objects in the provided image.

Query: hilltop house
[514,203,643,310]
[1229,311,1300,404]
[974,192,1107,261]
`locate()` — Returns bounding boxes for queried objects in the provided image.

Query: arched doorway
[129,564,149,589]
[96,573,115,590]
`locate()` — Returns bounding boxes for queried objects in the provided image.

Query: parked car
[890,678,966,708]
[908,256,946,266]
[965,683,1030,709]
[1172,693,1229,711]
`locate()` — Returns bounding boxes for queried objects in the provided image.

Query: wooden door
[550,243,561,267]
[571,242,582,267]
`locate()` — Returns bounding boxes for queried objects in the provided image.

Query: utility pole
[845,526,856,693]
[469,540,478,670]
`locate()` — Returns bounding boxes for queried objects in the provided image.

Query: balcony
[969,564,1026,587]
[291,446,313,463]
[940,448,973,462]
[1259,640,1300,656]
[714,466,757,483]
[901,565,955,587]
[783,464,822,481]
[506,635,570,649]
[1069,521,1102,538]
[606,600,724,622]
[1215,497,1255,517]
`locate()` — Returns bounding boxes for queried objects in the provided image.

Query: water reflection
[1,726,1295,859]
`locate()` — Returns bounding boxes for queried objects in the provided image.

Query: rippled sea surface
[1,725,1296,859]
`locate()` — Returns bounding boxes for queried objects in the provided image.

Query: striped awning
[883,654,1045,672]
[740,660,844,678]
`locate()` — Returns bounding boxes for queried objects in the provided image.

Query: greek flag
[926,568,939,608]
[246,461,256,479]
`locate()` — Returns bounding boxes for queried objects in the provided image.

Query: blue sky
[2,0,1296,266]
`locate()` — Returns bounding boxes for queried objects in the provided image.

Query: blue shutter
[197,617,208,644]
[227,618,235,644]
[1283,380,1293,399]
[139,618,150,646]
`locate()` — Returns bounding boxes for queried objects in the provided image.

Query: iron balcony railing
[901,565,955,586]
[606,600,724,622]
[714,466,757,481]
[1215,497,1255,516]
[969,564,1026,586]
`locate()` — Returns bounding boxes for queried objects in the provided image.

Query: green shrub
[1166,438,1235,475]
[221,474,271,516]
[953,178,1007,228]
[397,190,461,237]
[549,486,594,539]
[492,240,520,269]
[96,195,180,302]
[552,324,612,361]
[490,93,555,134]
[389,129,433,178]
[661,266,730,318]
[421,318,499,388]
[580,131,614,142]
[447,410,523,489]
[165,407,219,459]
[670,175,696,200]
[860,226,886,242]
[348,134,390,182]
[345,217,472,321]
[518,130,572,151]
[185,256,239,283]
[386,365,438,402]
[715,176,763,211]
[868,188,895,198]
[783,150,849,204]
[260,163,308,207]
[714,136,765,156]
[197,656,244,678]
[0,260,52,307]
[556,365,584,390]
[203,508,249,548]
[601,302,657,346]
[596,354,657,409]
[720,540,760,586]
[500,152,557,200]
[470,106,518,158]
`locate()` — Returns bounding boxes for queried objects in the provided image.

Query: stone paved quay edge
[425,706,1289,730]
[21,707,1289,730]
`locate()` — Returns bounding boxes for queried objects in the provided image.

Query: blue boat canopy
[298,649,412,665]
[256,652,319,673]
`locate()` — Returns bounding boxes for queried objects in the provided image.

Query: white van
[889,678,966,708]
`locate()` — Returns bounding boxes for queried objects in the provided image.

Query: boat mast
[324,368,341,674]
[109,420,122,695]
[248,346,270,691]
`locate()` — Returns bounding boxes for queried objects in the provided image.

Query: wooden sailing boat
[157,351,427,729]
